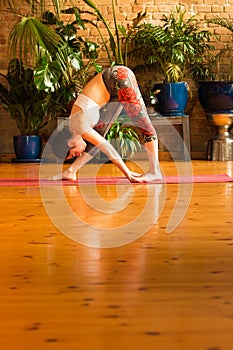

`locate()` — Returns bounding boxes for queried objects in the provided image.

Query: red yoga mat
[0,174,232,186]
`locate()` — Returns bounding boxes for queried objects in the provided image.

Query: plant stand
[207,114,233,161]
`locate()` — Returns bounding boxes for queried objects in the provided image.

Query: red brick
[211,5,225,12]
[195,5,212,12]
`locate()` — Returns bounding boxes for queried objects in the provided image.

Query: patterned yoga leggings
[85,65,157,155]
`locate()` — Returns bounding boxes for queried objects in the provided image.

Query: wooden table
[150,114,191,161]
[57,113,191,162]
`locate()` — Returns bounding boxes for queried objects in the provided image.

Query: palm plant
[2,0,101,118]
[131,6,216,82]
[5,0,64,68]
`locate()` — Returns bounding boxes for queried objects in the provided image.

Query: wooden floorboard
[0,160,233,350]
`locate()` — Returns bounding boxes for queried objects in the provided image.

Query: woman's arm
[81,128,145,183]
[70,103,146,183]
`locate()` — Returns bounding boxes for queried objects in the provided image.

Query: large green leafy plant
[3,0,101,117]
[131,7,215,82]
[35,10,101,117]
[5,0,65,71]
[0,59,49,135]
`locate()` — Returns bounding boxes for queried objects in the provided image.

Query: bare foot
[48,169,76,181]
[127,173,149,183]
[137,172,163,183]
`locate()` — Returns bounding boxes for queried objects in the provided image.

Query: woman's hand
[66,136,87,159]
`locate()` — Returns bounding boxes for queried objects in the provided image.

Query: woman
[50,66,162,183]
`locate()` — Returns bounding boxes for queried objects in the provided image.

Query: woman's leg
[49,151,93,181]
[142,139,162,181]
[112,66,162,181]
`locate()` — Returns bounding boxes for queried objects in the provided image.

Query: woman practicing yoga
[50,65,162,183]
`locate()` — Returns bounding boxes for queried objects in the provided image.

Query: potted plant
[4,1,101,115]
[198,16,233,115]
[1,1,102,160]
[197,16,233,160]
[0,59,50,161]
[106,114,141,159]
[130,6,215,116]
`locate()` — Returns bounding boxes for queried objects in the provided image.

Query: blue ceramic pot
[198,81,233,114]
[153,82,189,116]
[13,135,42,159]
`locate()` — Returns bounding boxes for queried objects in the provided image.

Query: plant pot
[13,135,42,160]
[198,81,233,161]
[153,82,189,116]
[198,81,233,114]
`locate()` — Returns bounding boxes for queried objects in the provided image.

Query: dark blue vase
[198,81,233,114]
[153,82,189,116]
[13,135,42,160]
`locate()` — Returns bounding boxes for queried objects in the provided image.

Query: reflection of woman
[50,66,162,183]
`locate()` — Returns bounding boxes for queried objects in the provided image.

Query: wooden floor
[1,160,233,350]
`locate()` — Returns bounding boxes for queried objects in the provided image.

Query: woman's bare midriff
[81,73,110,106]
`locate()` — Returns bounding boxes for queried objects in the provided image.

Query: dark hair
[49,126,72,159]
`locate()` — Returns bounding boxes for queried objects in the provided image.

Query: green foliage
[5,1,65,66]
[131,6,216,82]
[207,16,233,80]
[4,1,101,90]
[9,17,62,66]
[0,59,49,135]
[208,16,233,33]
[33,10,101,117]
[106,116,141,158]
[34,10,101,92]
[2,1,102,118]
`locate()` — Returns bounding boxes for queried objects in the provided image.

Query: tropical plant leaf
[34,59,62,91]
[106,120,141,158]
[0,58,49,135]
[9,17,62,65]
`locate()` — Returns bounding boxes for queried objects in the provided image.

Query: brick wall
[0,0,233,160]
